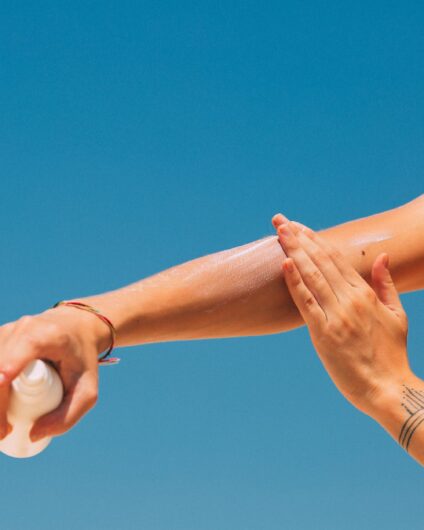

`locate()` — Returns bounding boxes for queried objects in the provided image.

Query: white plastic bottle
[0,359,64,459]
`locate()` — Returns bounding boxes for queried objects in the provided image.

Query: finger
[291,221,363,288]
[272,212,290,230]
[271,213,289,258]
[0,341,41,385]
[282,258,326,328]
[29,372,98,441]
[371,253,404,315]
[0,385,12,440]
[277,223,339,316]
[283,222,352,300]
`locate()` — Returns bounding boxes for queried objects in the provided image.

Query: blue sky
[0,1,423,529]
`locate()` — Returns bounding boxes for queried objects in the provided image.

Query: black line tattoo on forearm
[399,385,424,452]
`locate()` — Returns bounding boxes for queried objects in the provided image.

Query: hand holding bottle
[0,305,110,443]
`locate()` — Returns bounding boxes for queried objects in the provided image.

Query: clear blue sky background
[1,1,423,529]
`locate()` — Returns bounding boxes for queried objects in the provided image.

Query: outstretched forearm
[77,194,424,349]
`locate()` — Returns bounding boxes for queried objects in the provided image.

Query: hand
[0,305,111,442]
[271,213,411,416]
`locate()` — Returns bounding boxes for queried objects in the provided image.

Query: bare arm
[73,194,424,350]
[6,194,422,442]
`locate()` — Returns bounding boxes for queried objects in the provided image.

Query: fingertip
[373,253,389,272]
[271,214,281,227]
[0,372,8,386]
[0,357,35,385]
[272,213,289,228]
[0,367,15,386]
[284,258,294,273]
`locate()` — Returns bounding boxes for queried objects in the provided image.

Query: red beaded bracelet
[52,300,120,365]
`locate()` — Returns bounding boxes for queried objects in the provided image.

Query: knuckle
[312,269,323,283]
[326,318,342,334]
[350,296,365,311]
[44,324,71,349]
[326,315,350,337]
[21,333,44,352]
[18,315,33,326]
[304,296,316,309]
[21,324,70,352]
[329,248,343,261]
[42,320,62,337]
[0,322,13,334]
[15,317,71,351]
[312,250,327,265]
[341,315,355,334]
[348,291,373,312]
[305,269,322,284]
[364,288,377,303]
[291,275,303,288]
[325,241,340,255]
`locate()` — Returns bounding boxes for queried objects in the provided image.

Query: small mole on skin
[361,250,366,256]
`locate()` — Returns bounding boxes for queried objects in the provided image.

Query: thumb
[371,253,403,314]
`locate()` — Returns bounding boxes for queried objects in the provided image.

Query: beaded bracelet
[52,301,120,365]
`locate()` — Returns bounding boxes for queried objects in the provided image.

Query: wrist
[73,290,144,348]
[366,370,419,429]
[367,369,424,465]
[43,303,113,356]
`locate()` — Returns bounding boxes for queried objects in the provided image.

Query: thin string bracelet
[52,301,121,365]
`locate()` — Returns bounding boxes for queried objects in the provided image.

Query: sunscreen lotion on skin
[0,359,63,458]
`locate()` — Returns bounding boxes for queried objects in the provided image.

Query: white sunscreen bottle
[0,359,64,459]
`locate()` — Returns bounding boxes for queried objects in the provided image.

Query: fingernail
[0,372,7,386]
[285,259,294,273]
[383,254,389,267]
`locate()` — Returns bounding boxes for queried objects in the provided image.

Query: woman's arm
[2,194,423,442]
[74,194,424,350]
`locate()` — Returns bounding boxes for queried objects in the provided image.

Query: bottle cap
[20,360,48,387]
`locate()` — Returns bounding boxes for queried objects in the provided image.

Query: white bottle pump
[0,359,64,458]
